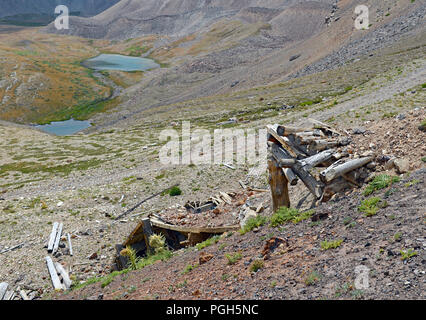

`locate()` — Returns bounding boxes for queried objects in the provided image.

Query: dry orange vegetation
[0,27,110,124]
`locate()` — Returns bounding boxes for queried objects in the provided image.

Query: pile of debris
[114,190,268,270]
[267,119,379,210]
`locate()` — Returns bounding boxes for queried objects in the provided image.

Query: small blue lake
[36,119,91,136]
[82,54,160,71]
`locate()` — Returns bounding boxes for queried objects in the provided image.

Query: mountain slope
[0,0,120,18]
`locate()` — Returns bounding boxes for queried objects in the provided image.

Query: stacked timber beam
[267,119,375,212]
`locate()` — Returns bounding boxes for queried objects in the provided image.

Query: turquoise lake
[36,119,91,136]
[82,54,160,71]
[36,54,159,135]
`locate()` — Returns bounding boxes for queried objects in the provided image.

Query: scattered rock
[199,252,214,265]
[394,158,410,174]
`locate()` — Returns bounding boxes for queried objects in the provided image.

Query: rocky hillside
[0,0,120,18]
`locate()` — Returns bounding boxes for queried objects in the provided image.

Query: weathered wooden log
[55,262,72,290]
[52,223,63,254]
[320,157,373,183]
[67,233,73,256]
[308,118,343,136]
[291,161,324,199]
[270,143,323,198]
[276,125,313,136]
[47,222,59,252]
[283,168,298,186]
[299,149,336,169]
[45,256,63,291]
[268,158,290,212]
[267,125,299,157]
[0,282,8,300]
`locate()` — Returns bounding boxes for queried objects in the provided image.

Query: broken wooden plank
[0,242,24,255]
[308,118,344,136]
[223,163,235,170]
[239,180,247,189]
[149,218,240,234]
[19,290,29,300]
[283,168,298,186]
[268,158,290,212]
[55,262,72,290]
[47,222,59,252]
[52,223,63,254]
[4,290,15,301]
[67,233,73,256]
[0,282,8,300]
[141,218,154,255]
[219,192,233,205]
[45,256,63,291]
[320,157,373,183]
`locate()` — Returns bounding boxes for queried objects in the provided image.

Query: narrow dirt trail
[307,62,426,123]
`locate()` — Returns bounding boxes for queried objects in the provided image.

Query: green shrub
[270,207,314,226]
[364,174,400,196]
[249,259,264,273]
[320,239,343,250]
[196,235,220,250]
[358,197,382,216]
[169,186,182,196]
[305,271,321,285]
[225,252,242,265]
[239,215,268,235]
[400,249,417,261]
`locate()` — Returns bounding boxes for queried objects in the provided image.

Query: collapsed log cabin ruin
[267,119,376,211]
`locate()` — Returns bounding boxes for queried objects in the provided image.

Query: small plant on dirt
[196,235,220,250]
[120,246,140,270]
[176,280,188,288]
[225,252,243,265]
[320,239,343,250]
[182,263,199,275]
[239,215,268,235]
[270,207,314,226]
[400,249,418,261]
[149,234,167,255]
[358,197,385,217]
[364,174,400,196]
[249,259,264,273]
[305,271,321,286]
[270,280,277,288]
[404,179,420,187]
[393,232,402,242]
[169,186,182,196]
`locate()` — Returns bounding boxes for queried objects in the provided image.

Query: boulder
[394,158,410,174]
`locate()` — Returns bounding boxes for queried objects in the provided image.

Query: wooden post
[55,262,72,290]
[141,218,154,255]
[52,223,63,254]
[268,157,290,212]
[47,222,59,252]
[0,282,8,300]
[45,256,63,291]
[67,233,73,256]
